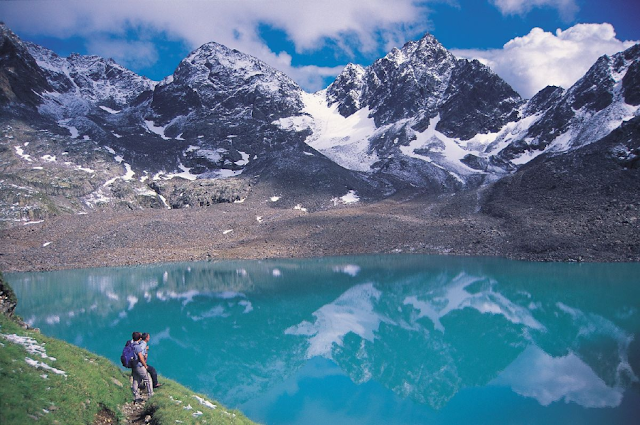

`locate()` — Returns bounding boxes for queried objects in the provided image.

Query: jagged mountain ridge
[1,22,639,221]
[326,34,522,137]
[496,43,640,163]
[315,33,640,187]
[0,25,52,115]
[312,33,525,189]
[0,23,389,219]
[26,42,156,112]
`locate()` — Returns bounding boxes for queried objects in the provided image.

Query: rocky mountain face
[320,33,640,192]
[1,22,639,229]
[139,41,381,201]
[320,33,524,190]
[496,43,640,162]
[0,25,52,116]
[481,115,640,261]
[327,34,522,137]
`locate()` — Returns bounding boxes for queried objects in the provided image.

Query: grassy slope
[0,276,259,425]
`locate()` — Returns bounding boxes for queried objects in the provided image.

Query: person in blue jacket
[140,332,162,388]
[131,331,153,403]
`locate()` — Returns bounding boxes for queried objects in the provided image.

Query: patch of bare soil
[93,406,117,425]
[119,397,152,425]
[0,186,637,273]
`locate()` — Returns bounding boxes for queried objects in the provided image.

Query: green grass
[0,313,130,424]
[142,381,259,425]
[0,276,260,424]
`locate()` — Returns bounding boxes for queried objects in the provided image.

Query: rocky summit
[0,23,639,270]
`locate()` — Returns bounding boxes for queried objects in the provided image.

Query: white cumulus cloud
[0,0,432,91]
[490,0,579,20]
[2,1,637,97]
[452,23,639,98]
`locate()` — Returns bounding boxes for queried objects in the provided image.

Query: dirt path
[119,396,151,424]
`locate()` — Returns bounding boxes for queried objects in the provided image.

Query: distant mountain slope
[0,25,52,116]
[495,43,640,163]
[304,34,640,190]
[480,115,640,261]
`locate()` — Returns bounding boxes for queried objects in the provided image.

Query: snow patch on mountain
[191,148,227,163]
[561,86,639,152]
[145,120,170,140]
[83,188,112,207]
[14,145,32,162]
[153,163,199,181]
[75,165,95,174]
[485,112,540,155]
[301,91,378,172]
[236,151,250,166]
[209,169,244,179]
[332,190,360,205]
[56,119,79,138]
[103,162,135,187]
[99,105,120,114]
[272,115,313,133]
[400,115,485,178]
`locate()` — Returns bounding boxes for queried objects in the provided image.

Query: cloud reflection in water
[492,345,623,407]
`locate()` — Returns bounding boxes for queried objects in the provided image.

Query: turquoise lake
[6,255,640,424]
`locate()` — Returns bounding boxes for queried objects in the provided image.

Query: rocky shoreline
[1,184,638,273]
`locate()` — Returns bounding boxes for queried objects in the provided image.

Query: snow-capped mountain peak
[148,40,304,125]
[1,21,639,208]
[495,44,640,163]
[25,42,156,111]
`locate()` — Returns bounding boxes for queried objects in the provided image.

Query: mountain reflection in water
[7,255,640,424]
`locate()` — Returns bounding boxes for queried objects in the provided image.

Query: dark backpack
[120,340,137,368]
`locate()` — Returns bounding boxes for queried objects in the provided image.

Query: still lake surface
[6,255,640,424]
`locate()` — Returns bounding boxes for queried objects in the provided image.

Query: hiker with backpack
[123,331,153,403]
[140,332,162,389]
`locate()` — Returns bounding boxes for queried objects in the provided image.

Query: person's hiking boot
[153,383,163,388]
[134,398,144,404]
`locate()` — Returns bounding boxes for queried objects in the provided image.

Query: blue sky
[1,0,638,98]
